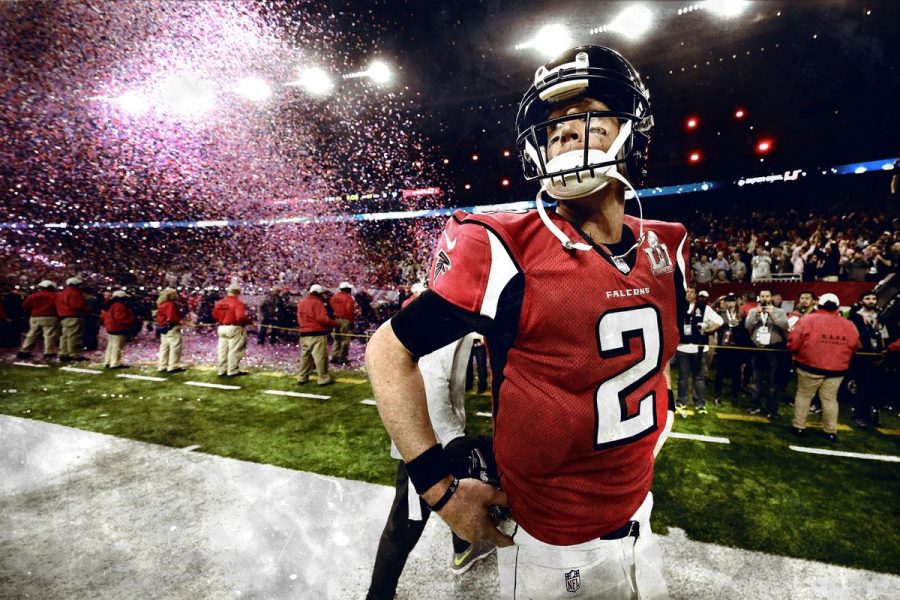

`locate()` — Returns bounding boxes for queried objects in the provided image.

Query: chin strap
[535,172,647,262]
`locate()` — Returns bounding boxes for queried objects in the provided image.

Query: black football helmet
[515,45,653,195]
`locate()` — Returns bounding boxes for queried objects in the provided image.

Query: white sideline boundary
[789,445,900,462]
[116,374,166,382]
[263,390,330,400]
[360,399,376,406]
[476,411,491,418]
[13,362,49,368]
[669,432,731,444]
[60,366,103,374]
[184,381,241,390]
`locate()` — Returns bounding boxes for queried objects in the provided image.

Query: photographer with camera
[849,291,888,427]
[745,290,789,418]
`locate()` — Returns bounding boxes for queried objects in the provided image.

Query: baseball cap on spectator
[410,282,427,295]
[817,293,840,310]
[66,277,82,286]
[38,280,55,289]
[309,284,325,294]
[698,290,709,298]
[112,290,127,298]
[339,281,352,290]
[226,283,241,294]
[725,293,737,301]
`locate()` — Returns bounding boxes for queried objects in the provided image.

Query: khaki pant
[104,333,126,368]
[793,369,843,434]
[20,316,59,355]
[331,318,352,362]
[497,492,668,599]
[299,335,333,385]
[217,325,247,376]
[158,326,183,371]
[59,317,85,358]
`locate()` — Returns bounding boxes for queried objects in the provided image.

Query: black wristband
[428,477,459,512]
[405,444,452,494]
[667,389,676,412]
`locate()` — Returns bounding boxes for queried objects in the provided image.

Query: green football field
[1,361,897,575]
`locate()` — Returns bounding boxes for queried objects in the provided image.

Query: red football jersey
[429,208,688,545]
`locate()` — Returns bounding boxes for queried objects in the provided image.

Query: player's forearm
[365,320,439,462]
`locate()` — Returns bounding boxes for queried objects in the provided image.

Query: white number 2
[594,305,663,450]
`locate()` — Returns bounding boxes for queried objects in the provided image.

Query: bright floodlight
[516,24,573,58]
[367,60,393,84]
[704,0,750,18]
[290,67,335,97]
[608,5,655,40]
[160,74,215,117]
[113,90,150,115]
[236,76,272,102]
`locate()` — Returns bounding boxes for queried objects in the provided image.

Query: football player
[366,45,687,599]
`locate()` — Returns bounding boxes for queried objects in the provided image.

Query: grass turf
[1,361,898,574]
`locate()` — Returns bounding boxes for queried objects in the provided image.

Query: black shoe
[166,367,186,374]
[296,379,310,385]
[43,353,57,360]
[72,356,89,362]
[16,352,31,359]
[58,356,73,362]
[791,427,804,436]
[824,433,837,443]
[227,372,249,377]
[110,364,128,369]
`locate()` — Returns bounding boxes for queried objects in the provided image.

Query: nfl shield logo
[565,569,581,593]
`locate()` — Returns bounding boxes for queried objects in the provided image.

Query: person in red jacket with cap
[56,277,90,361]
[329,281,357,365]
[18,280,60,360]
[787,293,860,442]
[101,290,137,368]
[156,288,184,373]
[212,283,252,377]
[297,284,337,385]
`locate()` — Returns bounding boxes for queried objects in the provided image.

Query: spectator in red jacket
[101,290,137,368]
[329,281,357,365]
[787,293,860,442]
[212,283,251,376]
[156,288,184,373]
[18,280,60,360]
[56,277,90,361]
[297,284,338,385]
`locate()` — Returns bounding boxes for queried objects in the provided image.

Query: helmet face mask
[516,46,653,197]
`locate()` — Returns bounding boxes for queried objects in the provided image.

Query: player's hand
[433,478,514,547]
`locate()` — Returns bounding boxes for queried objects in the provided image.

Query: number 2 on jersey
[594,305,663,450]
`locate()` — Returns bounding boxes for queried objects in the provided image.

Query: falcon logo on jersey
[643,230,674,276]
[434,249,452,280]
[565,569,581,593]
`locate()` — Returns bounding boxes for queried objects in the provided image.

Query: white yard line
[669,432,731,444]
[184,381,241,390]
[263,390,330,400]
[12,362,49,368]
[116,374,167,382]
[360,399,377,406]
[59,366,103,374]
[789,445,900,463]
[476,411,491,418]
[181,445,202,452]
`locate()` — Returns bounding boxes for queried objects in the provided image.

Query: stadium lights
[344,59,394,85]
[111,90,150,115]
[287,67,335,97]
[235,76,272,102]
[160,74,216,117]
[686,116,699,129]
[515,24,573,58]
[755,138,774,154]
[689,151,702,163]
[591,5,655,40]
[734,108,746,119]
[677,1,750,18]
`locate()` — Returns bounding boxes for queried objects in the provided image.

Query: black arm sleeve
[391,290,493,359]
